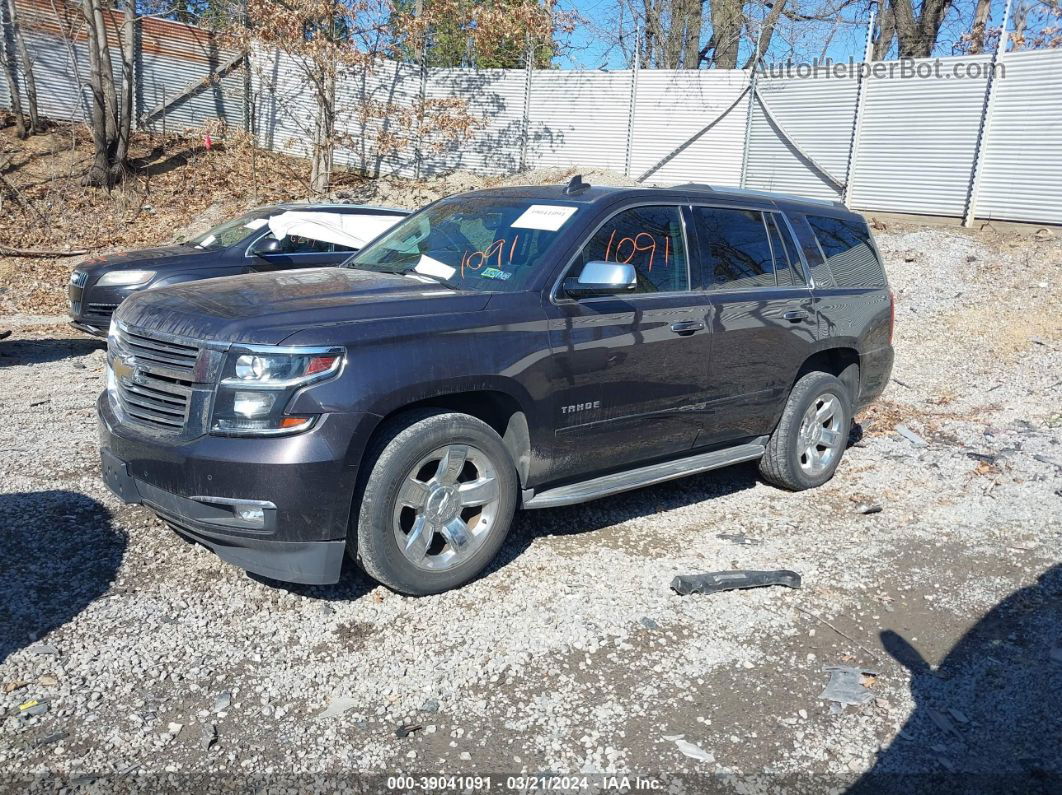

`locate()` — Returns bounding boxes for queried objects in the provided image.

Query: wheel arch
[353,381,534,488]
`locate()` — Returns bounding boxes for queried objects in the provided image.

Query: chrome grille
[110,324,201,433]
[120,327,200,377]
[70,270,88,287]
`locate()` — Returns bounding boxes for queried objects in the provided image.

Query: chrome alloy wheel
[392,444,501,571]
[797,392,845,476]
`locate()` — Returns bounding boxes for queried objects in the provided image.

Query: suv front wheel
[351,409,518,595]
[759,371,853,491]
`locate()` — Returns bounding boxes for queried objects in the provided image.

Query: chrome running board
[523,438,768,510]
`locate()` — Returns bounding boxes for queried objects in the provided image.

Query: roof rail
[668,182,845,208]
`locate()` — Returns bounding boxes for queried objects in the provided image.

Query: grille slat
[85,303,119,318]
[111,324,200,433]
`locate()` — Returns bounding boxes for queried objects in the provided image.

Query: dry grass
[0,123,337,315]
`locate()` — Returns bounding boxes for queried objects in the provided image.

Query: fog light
[235,505,266,525]
[233,391,276,418]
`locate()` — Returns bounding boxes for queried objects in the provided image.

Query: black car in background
[68,203,409,336]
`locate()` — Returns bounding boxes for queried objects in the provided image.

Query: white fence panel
[526,70,630,172]
[630,70,748,186]
[975,49,1062,225]
[746,71,859,200]
[424,69,525,176]
[847,55,991,216]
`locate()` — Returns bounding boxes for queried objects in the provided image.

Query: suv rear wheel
[759,371,852,491]
[351,410,518,595]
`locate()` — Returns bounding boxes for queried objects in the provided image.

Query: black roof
[265,202,410,215]
[468,178,858,218]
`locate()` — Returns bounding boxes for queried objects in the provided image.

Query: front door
[247,233,354,271]
[543,204,712,482]
[691,205,817,445]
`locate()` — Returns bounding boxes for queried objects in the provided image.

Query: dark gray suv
[98,179,894,594]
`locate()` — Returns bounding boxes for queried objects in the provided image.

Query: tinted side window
[790,214,835,287]
[573,206,688,293]
[766,213,805,287]
[695,208,775,290]
[807,215,886,288]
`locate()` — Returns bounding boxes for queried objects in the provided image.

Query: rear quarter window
[806,215,886,288]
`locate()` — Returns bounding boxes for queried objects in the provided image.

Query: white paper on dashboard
[511,204,578,232]
[413,254,457,279]
[243,218,269,230]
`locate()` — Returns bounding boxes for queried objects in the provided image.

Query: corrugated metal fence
[4,0,1061,225]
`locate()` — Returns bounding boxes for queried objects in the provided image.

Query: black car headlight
[210,346,344,436]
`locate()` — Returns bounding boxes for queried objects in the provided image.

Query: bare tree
[4,0,42,133]
[81,0,136,186]
[873,0,953,59]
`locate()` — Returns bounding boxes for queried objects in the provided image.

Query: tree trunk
[968,0,991,54]
[681,0,703,67]
[6,0,40,132]
[113,0,134,172]
[309,66,335,196]
[874,0,896,59]
[709,0,744,69]
[888,0,951,58]
[81,0,115,185]
[87,0,118,143]
[0,0,26,137]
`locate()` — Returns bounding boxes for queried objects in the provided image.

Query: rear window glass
[807,215,886,288]
[695,208,775,290]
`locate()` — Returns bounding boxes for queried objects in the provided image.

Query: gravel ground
[1,222,1060,790]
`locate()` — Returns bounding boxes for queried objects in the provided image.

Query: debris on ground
[854,502,883,515]
[2,681,29,694]
[819,666,878,710]
[895,424,929,448]
[31,731,67,748]
[418,698,440,714]
[213,691,231,714]
[200,723,217,751]
[316,697,359,719]
[17,699,49,718]
[671,570,802,596]
[662,734,715,763]
[25,643,58,656]
[717,532,762,546]
[395,723,422,738]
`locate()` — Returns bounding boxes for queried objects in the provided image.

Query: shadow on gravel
[0,491,126,664]
[249,560,379,603]
[494,460,761,571]
[0,337,105,367]
[852,564,1062,793]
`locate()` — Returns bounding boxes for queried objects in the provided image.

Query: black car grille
[70,270,88,288]
[111,325,201,433]
[85,302,120,319]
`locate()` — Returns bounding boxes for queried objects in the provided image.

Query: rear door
[692,205,817,445]
[543,203,713,481]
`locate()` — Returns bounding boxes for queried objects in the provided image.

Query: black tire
[350,409,518,595]
[759,371,852,491]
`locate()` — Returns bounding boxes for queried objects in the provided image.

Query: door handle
[670,320,705,334]
[783,310,809,323]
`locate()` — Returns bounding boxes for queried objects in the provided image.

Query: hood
[116,267,491,345]
[81,245,217,272]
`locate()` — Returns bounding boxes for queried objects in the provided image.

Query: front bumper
[98,393,370,585]
[68,279,144,335]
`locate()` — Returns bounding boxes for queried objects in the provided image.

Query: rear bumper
[98,393,371,585]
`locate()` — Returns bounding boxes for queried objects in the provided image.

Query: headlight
[96,269,156,287]
[210,346,343,436]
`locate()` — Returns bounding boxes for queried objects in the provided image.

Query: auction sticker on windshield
[511,204,578,232]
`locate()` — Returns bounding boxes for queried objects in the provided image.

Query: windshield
[189,210,274,250]
[345,197,581,292]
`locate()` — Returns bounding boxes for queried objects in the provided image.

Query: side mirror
[563,261,637,298]
[253,237,283,256]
